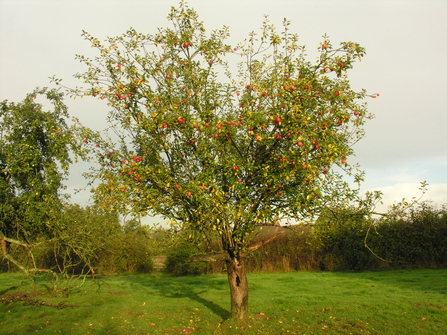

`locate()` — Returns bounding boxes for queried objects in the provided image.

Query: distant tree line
[165,202,447,275]
[3,200,446,277]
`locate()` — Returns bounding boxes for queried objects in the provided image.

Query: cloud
[368,182,447,213]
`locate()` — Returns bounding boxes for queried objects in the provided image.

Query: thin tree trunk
[1,238,6,256]
[226,256,248,319]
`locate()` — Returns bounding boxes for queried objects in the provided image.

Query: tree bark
[1,238,7,256]
[226,256,248,320]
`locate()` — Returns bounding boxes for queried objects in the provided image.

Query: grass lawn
[1,269,446,334]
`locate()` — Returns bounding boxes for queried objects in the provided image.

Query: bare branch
[244,228,285,254]
[187,252,230,263]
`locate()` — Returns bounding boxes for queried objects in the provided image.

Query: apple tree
[73,2,376,319]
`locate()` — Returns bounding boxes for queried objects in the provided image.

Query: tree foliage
[0,88,93,288]
[0,88,76,241]
[72,2,376,318]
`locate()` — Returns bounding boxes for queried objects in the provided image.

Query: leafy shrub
[375,203,447,268]
[94,219,154,274]
[164,242,207,276]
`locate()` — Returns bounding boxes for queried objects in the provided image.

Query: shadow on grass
[125,275,232,320]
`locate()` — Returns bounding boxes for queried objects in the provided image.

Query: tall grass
[1,270,446,334]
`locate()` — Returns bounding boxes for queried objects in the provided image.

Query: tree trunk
[1,238,7,256]
[226,256,248,319]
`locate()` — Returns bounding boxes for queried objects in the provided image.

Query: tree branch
[244,227,285,254]
[187,252,230,263]
[2,236,31,248]
[188,226,286,263]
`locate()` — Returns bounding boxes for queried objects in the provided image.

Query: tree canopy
[0,88,95,283]
[1,88,75,241]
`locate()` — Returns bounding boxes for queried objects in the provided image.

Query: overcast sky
[1,0,446,218]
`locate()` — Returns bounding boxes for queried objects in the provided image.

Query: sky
[1,0,446,220]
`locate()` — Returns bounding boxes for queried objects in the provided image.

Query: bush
[95,232,154,274]
[375,203,447,268]
[94,219,154,275]
[164,242,207,276]
[1,205,155,276]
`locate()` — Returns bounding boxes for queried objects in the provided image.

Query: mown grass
[1,270,446,334]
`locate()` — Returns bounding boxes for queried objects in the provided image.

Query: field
[1,270,446,334]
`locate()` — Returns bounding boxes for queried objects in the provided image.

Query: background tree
[0,88,87,282]
[73,2,376,319]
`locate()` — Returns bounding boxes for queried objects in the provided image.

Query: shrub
[375,203,447,268]
[164,242,207,276]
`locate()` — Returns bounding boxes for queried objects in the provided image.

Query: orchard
[71,2,377,319]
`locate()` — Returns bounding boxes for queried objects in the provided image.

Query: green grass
[1,270,447,334]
